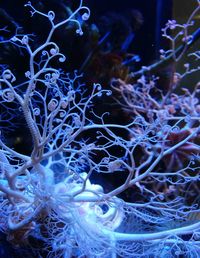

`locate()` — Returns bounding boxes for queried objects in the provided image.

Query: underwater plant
[0,1,200,257]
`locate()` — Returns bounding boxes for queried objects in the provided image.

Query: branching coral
[0,1,200,257]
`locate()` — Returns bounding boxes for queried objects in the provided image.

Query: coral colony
[0,0,200,257]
